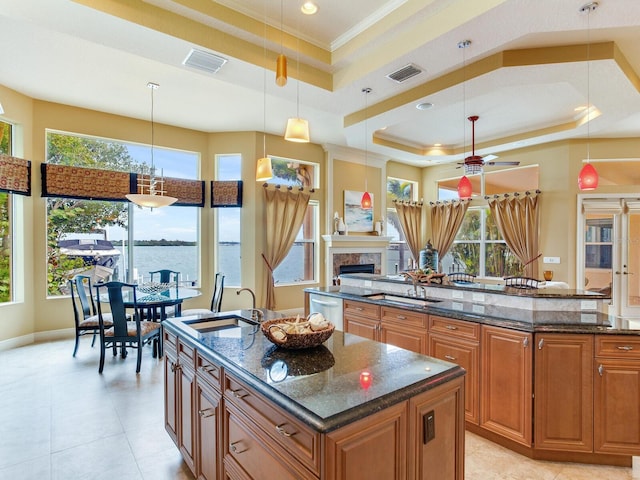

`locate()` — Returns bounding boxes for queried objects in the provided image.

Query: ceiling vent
[386,63,422,83]
[183,49,228,74]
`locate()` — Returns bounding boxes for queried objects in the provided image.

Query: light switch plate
[543,257,561,264]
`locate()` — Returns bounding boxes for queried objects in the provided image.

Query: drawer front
[429,315,480,342]
[343,300,380,319]
[381,306,427,329]
[596,335,640,359]
[164,329,178,352]
[224,375,320,475]
[178,339,195,369]
[196,352,221,391]
[225,408,316,480]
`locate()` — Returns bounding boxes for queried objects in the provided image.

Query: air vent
[183,49,227,74]
[386,63,422,83]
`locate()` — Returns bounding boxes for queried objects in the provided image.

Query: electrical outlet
[423,410,435,444]
[543,257,560,264]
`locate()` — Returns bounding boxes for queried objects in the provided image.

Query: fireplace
[322,235,392,286]
[339,263,376,275]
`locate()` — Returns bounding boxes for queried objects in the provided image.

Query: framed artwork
[211,180,243,207]
[344,190,373,232]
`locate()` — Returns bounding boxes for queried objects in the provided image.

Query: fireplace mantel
[322,235,392,286]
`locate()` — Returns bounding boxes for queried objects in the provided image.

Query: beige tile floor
[0,336,636,480]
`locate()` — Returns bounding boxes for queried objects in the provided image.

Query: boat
[58,239,121,270]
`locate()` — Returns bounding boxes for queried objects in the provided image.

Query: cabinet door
[534,334,594,452]
[480,325,532,446]
[429,333,479,425]
[344,314,379,341]
[594,358,640,455]
[179,364,196,474]
[381,322,427,354]
[164,350,178,444]
[196,381,221,480]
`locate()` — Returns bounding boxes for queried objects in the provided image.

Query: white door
[580,198,640,319]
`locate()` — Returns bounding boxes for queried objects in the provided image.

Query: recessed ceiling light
[301,2,318,15]
[416,102,433,110]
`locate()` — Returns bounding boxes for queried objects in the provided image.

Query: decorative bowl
[137,282,175,294]
[261,317,335,350]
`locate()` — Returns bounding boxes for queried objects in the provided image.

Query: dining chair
[504,276,540,289]
[94,281,162,374]
[446,272,476,284]
[69,274,113,357]
[181,272,225,316]
[149,269,180,284]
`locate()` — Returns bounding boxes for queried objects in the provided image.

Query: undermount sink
[185,315,258,333]
[364,293,441,308]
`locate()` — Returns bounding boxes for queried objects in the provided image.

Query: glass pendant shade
[457,175,472,199]
[126,192,177,208]
[256,156,273,181]
[276,54,287,87]
[578,163,599,190]
[284,117,310,143]
[360,191,372,209]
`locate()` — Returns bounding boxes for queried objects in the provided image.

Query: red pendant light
[578,163,599,190]
[457,175,472,199]
[361,191,372,209]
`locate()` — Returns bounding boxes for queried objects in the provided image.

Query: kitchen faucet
[236,288,261,321]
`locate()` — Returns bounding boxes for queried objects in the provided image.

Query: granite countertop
[164,310,465,433]
[306,286,640,335]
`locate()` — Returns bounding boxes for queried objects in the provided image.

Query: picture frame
[344,190,373,232]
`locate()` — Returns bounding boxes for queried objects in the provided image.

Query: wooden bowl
[261,317,335,350]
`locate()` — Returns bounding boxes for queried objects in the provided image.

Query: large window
[215,154,242,287]
[266,156,319,285]
[386,177,417,272]
[0,121,13,303]
[46,131,199,295]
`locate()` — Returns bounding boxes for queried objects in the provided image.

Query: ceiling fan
[458,115,519,174]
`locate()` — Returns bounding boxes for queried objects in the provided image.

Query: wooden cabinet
[534,334,594,452]
[594,335,640,455]
[344,300,380,341]
[428,316,480,424]
[195,352,222,480]
[480,325,532,447]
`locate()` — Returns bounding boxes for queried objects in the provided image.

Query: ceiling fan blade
[485,161,520,166]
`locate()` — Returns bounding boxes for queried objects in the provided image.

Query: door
[579,198,640,318]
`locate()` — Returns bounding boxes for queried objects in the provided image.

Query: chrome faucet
[236,288,261,321]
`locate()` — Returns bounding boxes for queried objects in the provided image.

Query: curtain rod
[484,189,541,200]
[429,198,472,206]
[393,199,423,206]
[262,183,315,193]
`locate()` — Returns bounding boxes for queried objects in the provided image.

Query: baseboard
[0,328,74,352]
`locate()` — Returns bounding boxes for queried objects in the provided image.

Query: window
[386,177,417,272]
[265,156,319,285]
[215,154,242,287]
[46,131,199,295]
[0,120,13,303]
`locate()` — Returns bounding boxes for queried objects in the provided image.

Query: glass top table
[99,285,202,321]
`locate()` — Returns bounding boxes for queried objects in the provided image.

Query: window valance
[0,154,31,196]
[41,163,205,206]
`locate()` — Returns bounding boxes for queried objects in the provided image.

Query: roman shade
[0,154,31,196]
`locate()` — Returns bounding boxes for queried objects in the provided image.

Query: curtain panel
[0,154,31,196]
[488,193,540,278]
[42,164,205,206]
[429,200,471,268]
[394,201,423,263]
[262,186,310,310]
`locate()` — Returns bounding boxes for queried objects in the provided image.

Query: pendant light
[578,2,599,190]
[284,14,310,142]
[126,82,177,209]
[361,87,372,209]
[457,39,472,199]
[275,0,287,87]
[256,0,273,181]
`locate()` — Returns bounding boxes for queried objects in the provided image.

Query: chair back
[95,281,138,337]
[210,272,225,312]
[70,275,96,320]
[149,270,180,284]
[447,272,476,284]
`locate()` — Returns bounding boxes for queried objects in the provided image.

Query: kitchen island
[305,274,640,467]
[162,309,466,480]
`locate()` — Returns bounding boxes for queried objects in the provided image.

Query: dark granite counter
[164,309,465,433]
[305,286,640,335]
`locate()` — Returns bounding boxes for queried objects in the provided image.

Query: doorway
[578,197,640,319]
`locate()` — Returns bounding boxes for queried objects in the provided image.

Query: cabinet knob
[275,424,295,437]
[356,307,364,311]
[198,408,215,418]
[445,325,458,330]
[231,389,248,399]
[170,362,180,373]
[230,441,247,454]
[397,315,407,320]
[523,337,529,348]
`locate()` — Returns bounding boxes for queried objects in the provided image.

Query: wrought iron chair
[69,275,113,357]
[504,277,540,289]
[149,269,180,284]
[181,272,225,316]
[94,281,162,373]
[446,272,476,284]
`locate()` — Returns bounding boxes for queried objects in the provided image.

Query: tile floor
[0,336,637,480]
